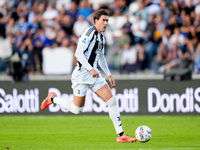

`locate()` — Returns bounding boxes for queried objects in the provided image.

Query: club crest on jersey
[82,38,86,44]
[96,42,103,54]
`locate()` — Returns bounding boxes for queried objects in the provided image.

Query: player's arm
[75,31,93,71]
[75,30,99,78]
[98,49,115,87]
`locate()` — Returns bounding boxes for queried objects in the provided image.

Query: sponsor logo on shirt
[82,38,86,44]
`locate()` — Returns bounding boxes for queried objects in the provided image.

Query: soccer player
[41,9,137,143]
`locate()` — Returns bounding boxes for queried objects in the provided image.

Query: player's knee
[106,96,116,107]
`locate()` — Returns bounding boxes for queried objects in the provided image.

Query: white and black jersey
[75,26,111,76]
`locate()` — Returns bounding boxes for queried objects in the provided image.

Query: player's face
[95,15,109,33]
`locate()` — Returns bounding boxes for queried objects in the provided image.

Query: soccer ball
[135,125,152,143]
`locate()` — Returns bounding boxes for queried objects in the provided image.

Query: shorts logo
[77,89,80,95]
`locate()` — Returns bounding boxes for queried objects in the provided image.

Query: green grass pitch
[0,115,200,150]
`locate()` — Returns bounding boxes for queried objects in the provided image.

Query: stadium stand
[0,0,200,81]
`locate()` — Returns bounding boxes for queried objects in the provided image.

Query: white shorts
[71,66,107,96]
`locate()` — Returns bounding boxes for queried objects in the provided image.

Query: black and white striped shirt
[75,26,111,76]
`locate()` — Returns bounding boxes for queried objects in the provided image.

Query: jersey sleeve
[98,48,111,76]
[75,29,94,71]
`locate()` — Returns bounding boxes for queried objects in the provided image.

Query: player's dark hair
[93,9,109,23]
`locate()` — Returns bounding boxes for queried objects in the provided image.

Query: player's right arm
[75,28,99,78]
[75,28,94,71]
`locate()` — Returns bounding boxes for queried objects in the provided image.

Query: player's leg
[73,95,86,107]
[53,95,85,114]
[41,81,88,114]
[94,83,137,142]
[41,68,91,113]
[40,92,85,114]
[95,84,123,134]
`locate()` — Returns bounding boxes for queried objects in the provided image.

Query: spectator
[55,5,67,24]
[113,0,128,13]
[33,3,46,24]
[107,7,124,38]
[180,38,195,69]
[42,3,59,27]
[61,14,74,36]
[144,0,161,15]
[56,0,71,11]
[122,14,132,36]
[180,14,191,37]
[60,37,71,47]
[176,10,186,27]
[159,38,195,73]
[0,34,12,72]
[194,0,200,15]
[70,41,77,68]
[131,13,147,44]
[73,15,90,38]
[52,29,66,47]
[33,29,52,47]
[34,0,48,5]
[30,16,40,34]
[25,0,34,9]
[66,1,78,23]
[194,12,200,28]
[0,2,13,25]
[145,14,165,69]
[195,17,200,42]
[168,15,180,34]
[134,2,148,22]
[45,23,58,41]
[17,1,29,18]
[77,0,92,20]
[18,16,30,34]
[135,43,148,71]
[109,26,132,70]
[89,0,114,11]
[13,30,24,49]
[20,37,35,75]
[115,27,132,49]
[160,0,170,23]
[110,26,132,69]
[33,39,43,73]
[194,42,200,74]
[119,43,138,74]
[171,0,181,16]
[144,14,155,43]
[154,14,167,42]
[187,25,198,46]
[184,0,195,16]
[169,27,185,50]
[153,42,170,73]
[162,28,172,51]
[158,44,180,73]
[6,17,18,35]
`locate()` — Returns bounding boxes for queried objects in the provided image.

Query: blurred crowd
[0,0,200,81]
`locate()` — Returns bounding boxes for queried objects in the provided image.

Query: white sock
[53,97,83,114]
[106,96,123,135]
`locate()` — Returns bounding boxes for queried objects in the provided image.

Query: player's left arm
[98,49,115,87]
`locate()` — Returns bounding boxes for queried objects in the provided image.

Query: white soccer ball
[135,125,152,143]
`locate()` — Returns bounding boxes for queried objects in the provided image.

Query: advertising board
[0,80,200,115]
